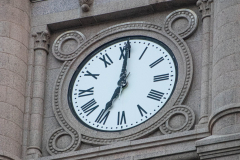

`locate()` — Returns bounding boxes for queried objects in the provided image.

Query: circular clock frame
[68,35,178,132]
[52,20,195,145]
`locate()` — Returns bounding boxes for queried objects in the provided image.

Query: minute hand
[117,39,131,86]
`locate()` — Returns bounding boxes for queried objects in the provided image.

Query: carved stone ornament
[79,0,93,12]
[196,0,213,19]
[159,105,195,134]
[47,9,198,155]
[32,31,50,53]
[52,31,86,61]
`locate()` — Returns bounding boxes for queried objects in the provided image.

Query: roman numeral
[81,99,99,116]
[149,57,164,68]
[84,71,100,79]
[95,109,110,125]
[139,47,148,60]
[117,111,126,125]
[147,89,164,101]
[154,74,169,82]
[99,54,113,68]
[78,87,94,97]
[137,105,147,117]
[119,46,130,60]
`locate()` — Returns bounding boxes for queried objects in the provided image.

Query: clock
[68,36,178,132]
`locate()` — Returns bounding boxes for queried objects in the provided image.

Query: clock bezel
[68,35,178,132]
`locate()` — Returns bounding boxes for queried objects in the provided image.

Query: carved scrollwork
[47,61,81,155]
[164,9,198,39]
[52,31,86,61]
[47,128,80,155]
[49,13,197,147]
[159,105,195,134]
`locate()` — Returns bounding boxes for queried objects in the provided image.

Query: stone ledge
[39,128,209,160]
[31,0,197,31]
[196,133,240,159]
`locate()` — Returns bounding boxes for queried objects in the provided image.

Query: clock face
[68,36,178,132]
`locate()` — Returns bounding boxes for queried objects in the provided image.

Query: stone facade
[0,0,240,160]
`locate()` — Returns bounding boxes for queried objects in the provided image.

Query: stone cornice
[32,0,198,31]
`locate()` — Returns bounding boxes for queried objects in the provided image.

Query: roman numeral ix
[149,57,164,68]
[154,74,169,82]
[78,87,94,97]
[81,99,99,116]
[84,70,100,79]
[117,111,126,125]
[147,89,164,101]
[99,53,113,68]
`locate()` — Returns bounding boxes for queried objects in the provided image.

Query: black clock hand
[105,86,121,111]
[105,40,131,112]
[117,39,131,87]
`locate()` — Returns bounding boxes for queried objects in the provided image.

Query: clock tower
[1,0,240,160]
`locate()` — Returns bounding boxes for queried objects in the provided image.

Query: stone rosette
[52,31,86,61]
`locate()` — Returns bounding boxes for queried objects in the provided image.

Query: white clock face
[68,36,178,132]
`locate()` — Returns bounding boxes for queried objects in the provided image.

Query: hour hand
[105,86,121,111]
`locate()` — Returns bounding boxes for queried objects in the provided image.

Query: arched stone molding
[47,9,198,154]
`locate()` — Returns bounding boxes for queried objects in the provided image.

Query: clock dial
[68,36,178,132]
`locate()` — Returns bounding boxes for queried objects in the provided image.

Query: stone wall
[0,0,30,159]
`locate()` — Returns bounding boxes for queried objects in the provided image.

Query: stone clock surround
[1,0,240,160]
[43,8,199,156]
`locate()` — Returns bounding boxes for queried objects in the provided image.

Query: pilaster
[197,0,213,124]
[26,31,50,159]
[197,0,240,159]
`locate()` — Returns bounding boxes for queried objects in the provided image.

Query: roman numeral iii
[78,87,94,97]
[117,111,126,125]
[99,53,113,68]
[81,99,98,116]
[147,89,164,101]
[154,74,169,82]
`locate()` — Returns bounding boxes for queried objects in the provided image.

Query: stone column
[196,0,240,159]
[197,0,213,124]
[0,0,30,159]
[27,31,49,159]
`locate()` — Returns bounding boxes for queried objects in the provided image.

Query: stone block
[0,21,10,37]
[0,102,11,120]
[8,54,27,80]
[32,81,45,99]
[9,22,29,48]
[4,120,22,144]
[6,87,25,112]
[33,65,46,82]
[31,98,44,115]
[34,50,47,66]
[0,85,7,102]
[0,37,28,64]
